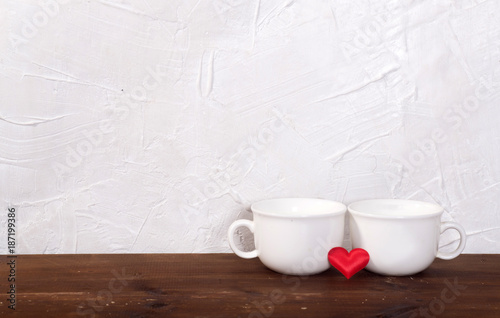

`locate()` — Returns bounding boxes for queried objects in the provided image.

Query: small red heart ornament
[328,247,370,279]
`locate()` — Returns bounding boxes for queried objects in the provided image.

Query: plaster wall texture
[0,0,499,254]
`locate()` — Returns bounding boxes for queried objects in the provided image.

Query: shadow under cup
[348,199,467,276]
[228,198,346,276]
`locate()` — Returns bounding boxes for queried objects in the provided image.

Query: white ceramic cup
[348,199,467,276]
[228,198,346,275]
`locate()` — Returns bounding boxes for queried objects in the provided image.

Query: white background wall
[1,0,499,254]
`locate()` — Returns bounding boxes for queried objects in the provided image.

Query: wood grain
[0,254,498,317]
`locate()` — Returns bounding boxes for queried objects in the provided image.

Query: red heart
[328,247,370,279]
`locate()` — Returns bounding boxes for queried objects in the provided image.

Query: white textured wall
[1,0,499,254]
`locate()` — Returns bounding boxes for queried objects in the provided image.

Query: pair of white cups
[228,198,466,276]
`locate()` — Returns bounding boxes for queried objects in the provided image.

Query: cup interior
[251,198,346,218]
[348,199,443,219]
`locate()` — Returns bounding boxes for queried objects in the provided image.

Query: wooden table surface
[0,254,498,317]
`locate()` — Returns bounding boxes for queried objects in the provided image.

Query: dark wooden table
[0,254,498,317]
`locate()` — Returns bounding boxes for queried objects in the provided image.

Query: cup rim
[250,197,346,219]
[348,199,444,219]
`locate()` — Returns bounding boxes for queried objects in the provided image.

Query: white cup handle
[436,222,467,260]
[228,219,258,259]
